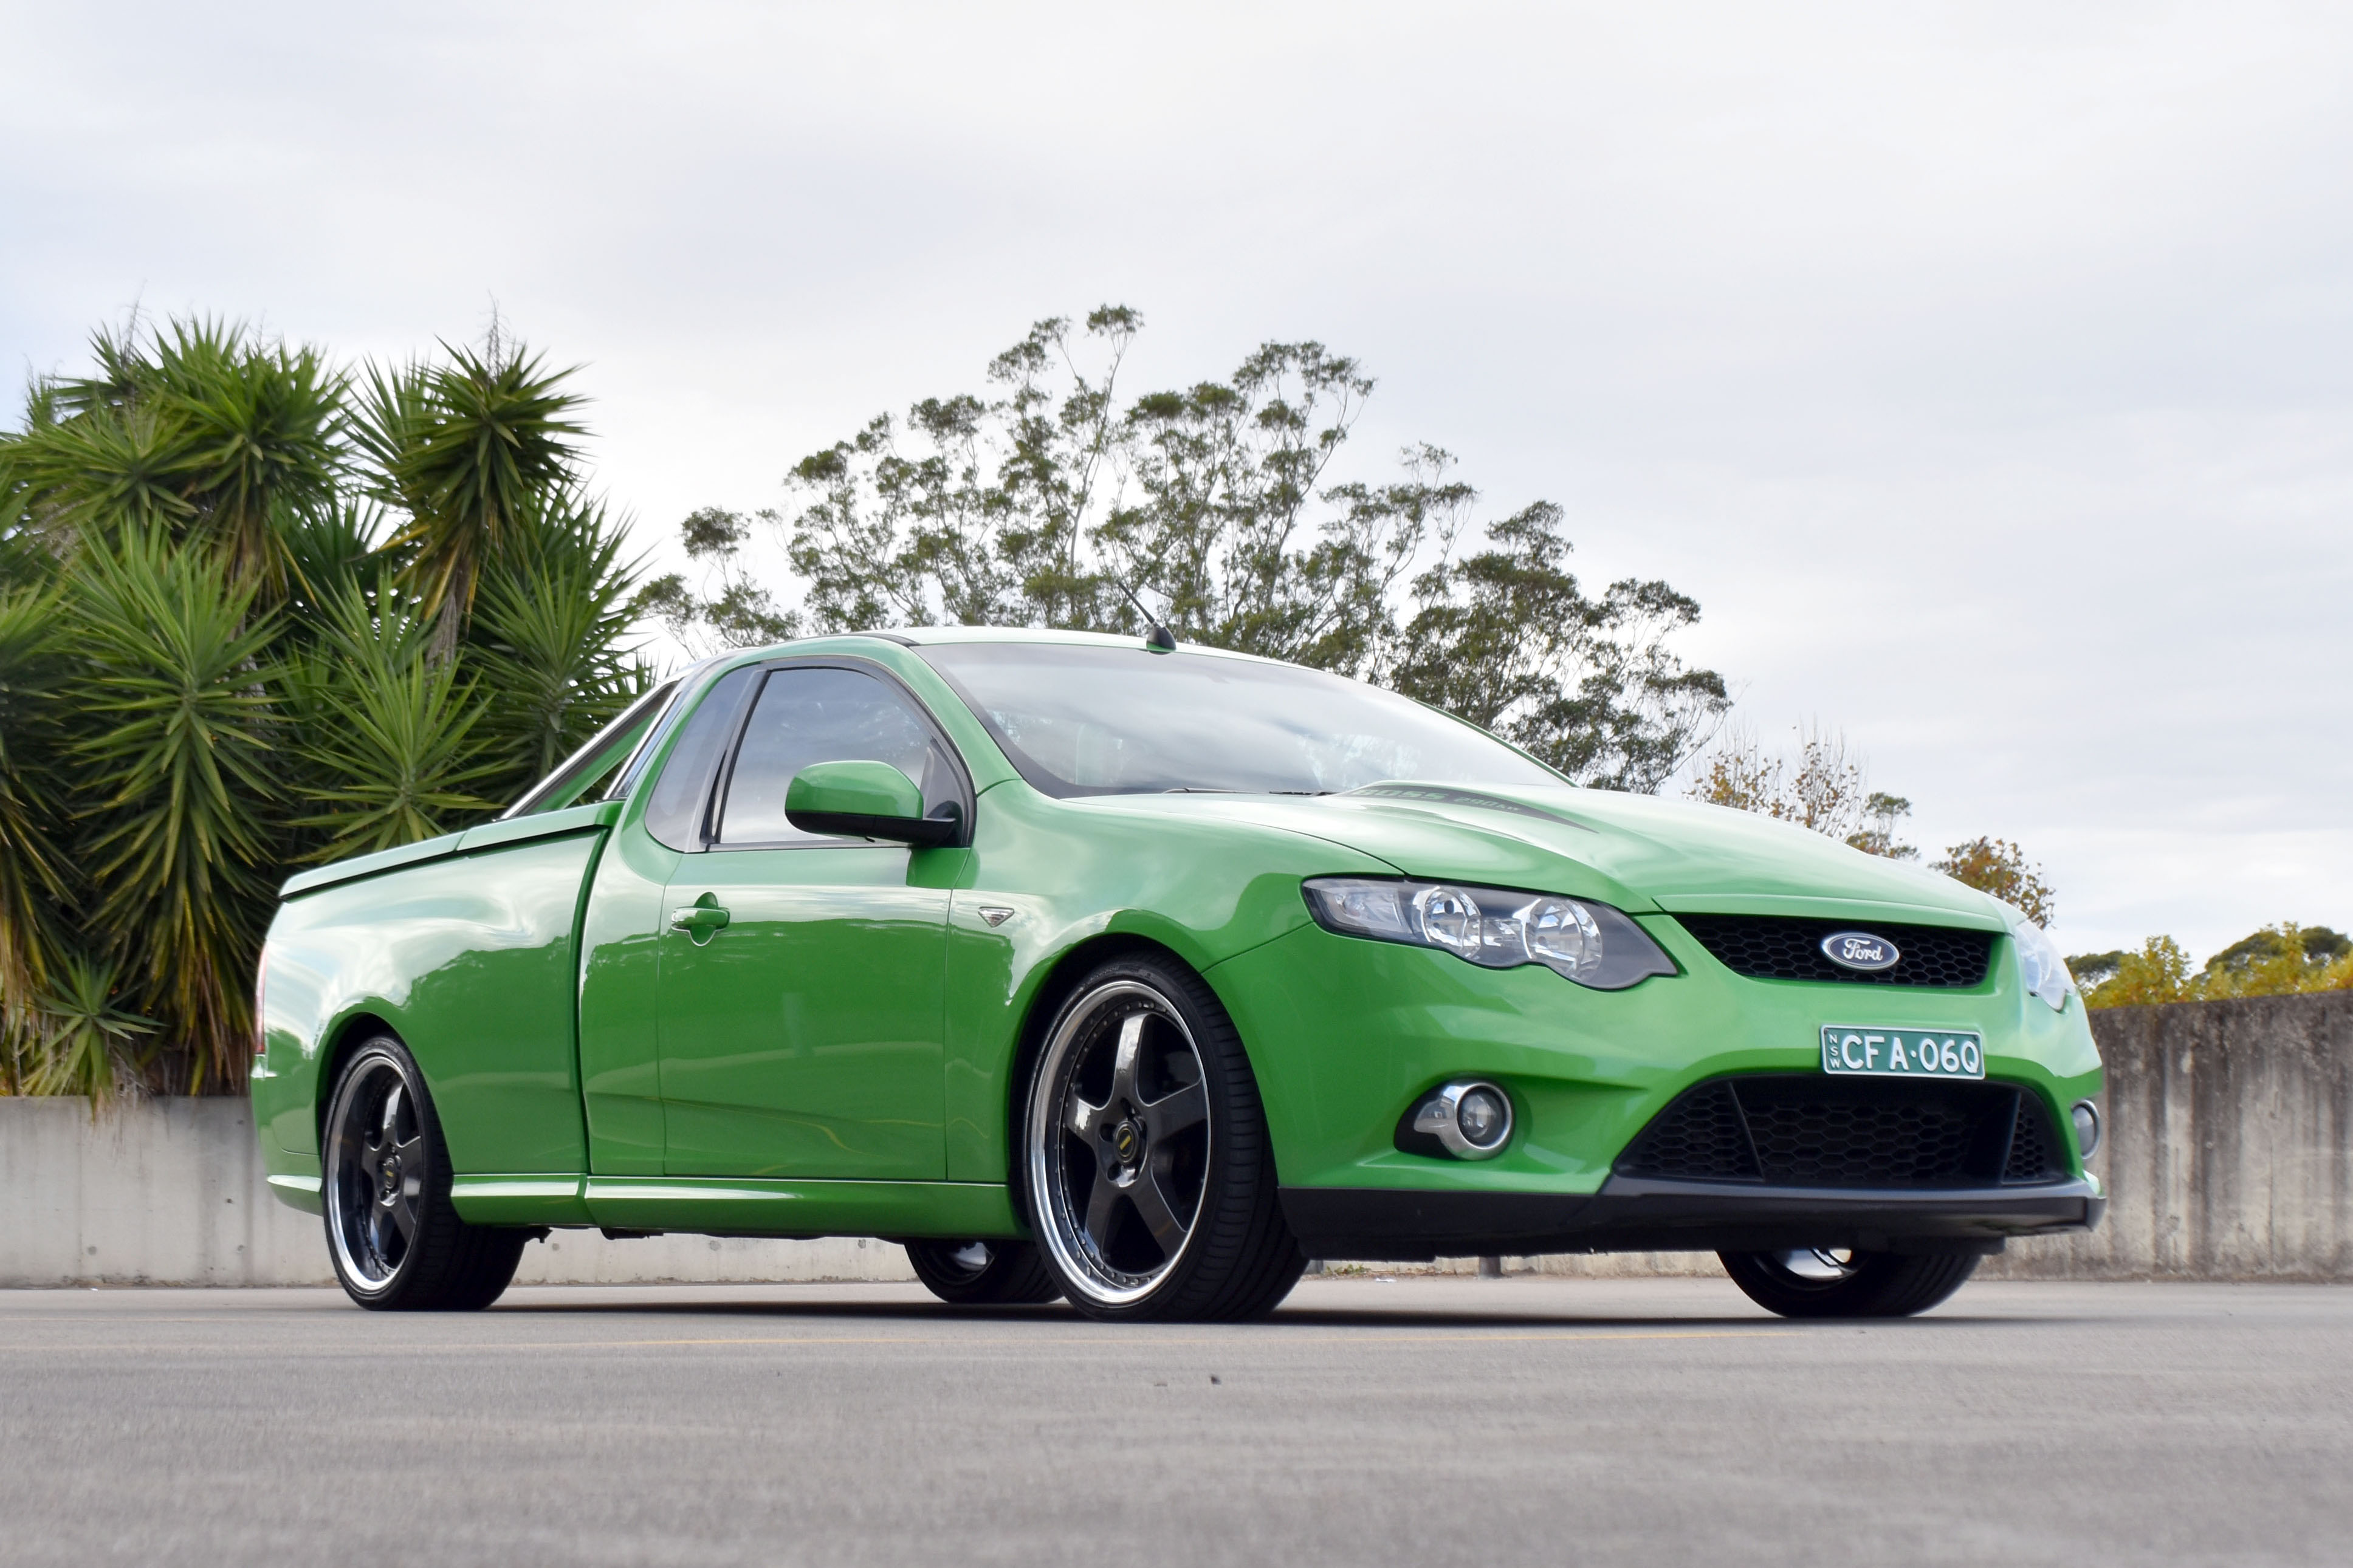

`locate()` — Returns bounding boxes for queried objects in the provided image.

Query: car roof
[744,624,1293,667]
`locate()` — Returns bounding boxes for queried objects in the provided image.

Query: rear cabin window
[641,666,760,851]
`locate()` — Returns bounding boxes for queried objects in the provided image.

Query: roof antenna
[1108,573,1176,654]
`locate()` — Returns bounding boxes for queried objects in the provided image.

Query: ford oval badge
[1821,931,1900,972]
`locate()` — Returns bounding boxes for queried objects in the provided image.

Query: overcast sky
[5,2,2348,960]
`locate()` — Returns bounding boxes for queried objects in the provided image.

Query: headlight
[1302,877,1676,990]
[2011,917,2074,1012]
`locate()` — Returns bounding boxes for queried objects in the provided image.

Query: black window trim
[499,677,684,820]
[689,654,978,854]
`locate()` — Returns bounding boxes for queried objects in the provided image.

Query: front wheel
[322,1035,527,1310]
[1023,955,1305,1322]
[1719,1247,1980,1319]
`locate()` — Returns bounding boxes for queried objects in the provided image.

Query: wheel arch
[315,1010,405,1142]
[998,930,1277,1221]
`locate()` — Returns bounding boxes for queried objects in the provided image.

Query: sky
[4,2,2349,962]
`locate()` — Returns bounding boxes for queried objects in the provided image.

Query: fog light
[1412,1081,1514,1160]
[2070,1100,2101,1159]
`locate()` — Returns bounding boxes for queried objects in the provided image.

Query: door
[654,663,969,1179]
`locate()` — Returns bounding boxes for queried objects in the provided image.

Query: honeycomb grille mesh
[2003,1096,2063,1183]
[1674,916,1996,988]
[1615,1080,1759,1180]
[1615,1076,2070,1189]
[1736,1082,1977,1185]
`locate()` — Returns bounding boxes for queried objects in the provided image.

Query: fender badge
[1821,931,1900,972]
[978,906,1015,928]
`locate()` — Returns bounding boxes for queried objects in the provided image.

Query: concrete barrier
[0,1097,910,1287]
[3,991,2346,1286]
[1981,990,2353,1281]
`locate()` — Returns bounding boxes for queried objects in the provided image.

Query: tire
[321,1035,529,1311]
[903,1239,1064,1306]
[1022,953,1306,1323]
[1718,1247,1980,1319]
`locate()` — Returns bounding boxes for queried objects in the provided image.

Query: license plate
[1819,1027,1984,1079]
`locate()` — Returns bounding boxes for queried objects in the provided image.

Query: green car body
[254,628,2103,1312]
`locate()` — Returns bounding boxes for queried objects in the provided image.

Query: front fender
[941,781,1396,1182]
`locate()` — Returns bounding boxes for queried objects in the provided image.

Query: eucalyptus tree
[671,306,1729,790]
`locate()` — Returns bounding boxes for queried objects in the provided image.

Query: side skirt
[563,1177,1025,1240]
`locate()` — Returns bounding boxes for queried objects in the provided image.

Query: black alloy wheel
[1718,1246,1980,1319]
[902,1239,1063,1305]
[322,1035,527,1310]
[1023,954,1305,1322]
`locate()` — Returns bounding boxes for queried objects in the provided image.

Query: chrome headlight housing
[1302,877,1676,990]
[2011,916,2074,1012]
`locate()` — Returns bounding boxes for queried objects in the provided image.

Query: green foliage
[284,578,500,863]
[358,334,588,661]
[1686,726,1919,858]
[636,506,802,655]
[0,584,71,1033]
[16,954,155,1100]
[2076,924,2353,1008]
[664,306,1728,790]
[467,495,654,793]
[1933,837,2056,929]
[0,315,646,1095]
[5,318,345,586]
[2075,936,2194,1007]
[67,530,281,1089]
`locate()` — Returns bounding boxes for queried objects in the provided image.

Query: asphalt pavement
[2,1274,2347,1568]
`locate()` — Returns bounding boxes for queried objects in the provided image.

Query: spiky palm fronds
[467,494,651,799]
[67,530,281,1090]
[359,344,587,661]
[285,576,501,861]
[0,584,72,1033]
[277,498,390,625]
[19,954,156,1101]
[147,320,348,586]
[1,319,347,591]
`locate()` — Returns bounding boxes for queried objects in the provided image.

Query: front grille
[2002,1094,2063,1182]
[1615,1075,2070,1188]
[1675,915,1996,988]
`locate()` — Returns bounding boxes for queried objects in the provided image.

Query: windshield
[918,642,1562,797]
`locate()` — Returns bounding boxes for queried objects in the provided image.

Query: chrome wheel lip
[325,1053,425,1294]
[1026,979,1211,1309]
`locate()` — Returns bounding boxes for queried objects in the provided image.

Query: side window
[641,666,760,851]
[715,666,955,847]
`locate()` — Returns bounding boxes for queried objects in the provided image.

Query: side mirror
[785,760,959,846]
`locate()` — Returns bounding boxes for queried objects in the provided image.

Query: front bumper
[1281,1177,2105,1261]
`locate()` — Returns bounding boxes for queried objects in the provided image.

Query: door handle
[669,897,731,944]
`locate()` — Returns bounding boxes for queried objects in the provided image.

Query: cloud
[5,0,2348,956]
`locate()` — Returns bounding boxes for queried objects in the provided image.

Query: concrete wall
[4,991,2347,1286]
[1981,991,2353,1281]
[0,1097,910,1287]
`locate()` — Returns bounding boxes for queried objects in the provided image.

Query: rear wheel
[903,1239,1063,1305]
[322,1035,527,1311]
[1719,1247,1979,1319]
[1023,955,1305,1323]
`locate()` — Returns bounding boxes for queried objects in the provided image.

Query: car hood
[1070,781,2010,930]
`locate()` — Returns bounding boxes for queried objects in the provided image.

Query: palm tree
[359,340,588,665]
[0,316,644,1095]
[67,530,281,1090]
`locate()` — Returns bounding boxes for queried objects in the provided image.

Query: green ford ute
[253,628,2104,1321]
